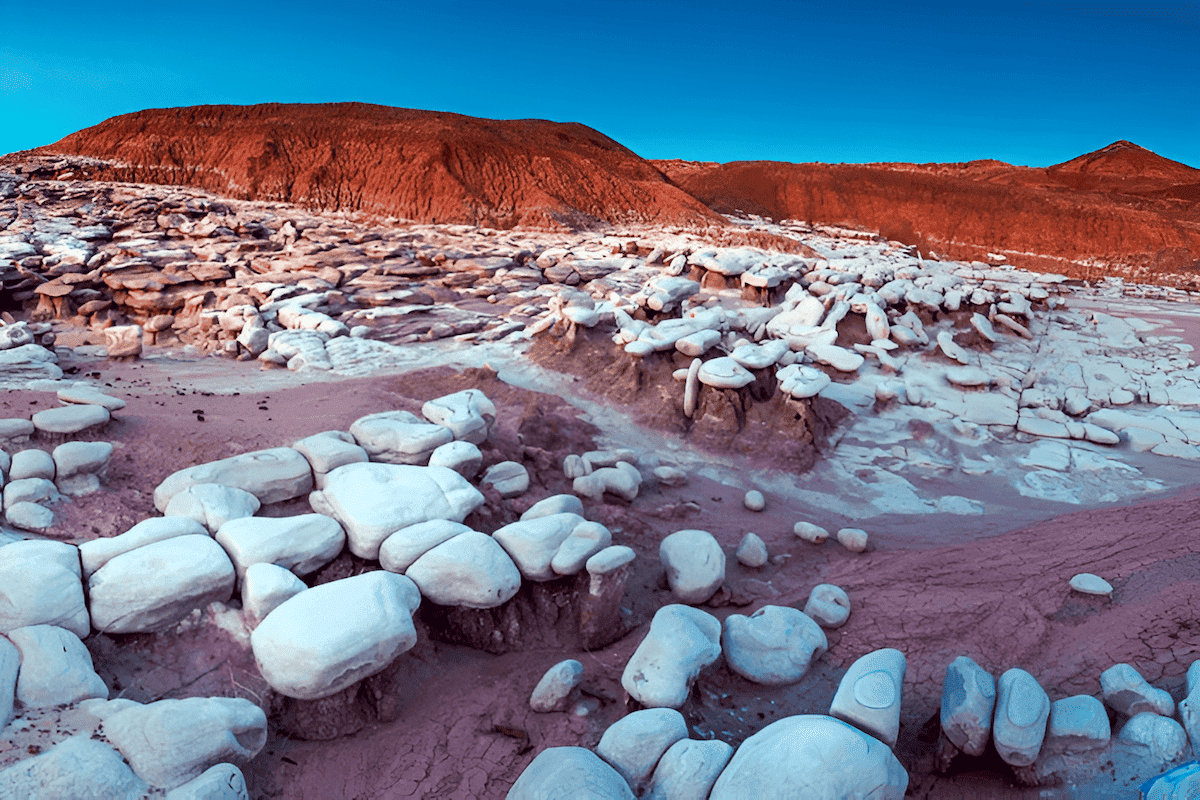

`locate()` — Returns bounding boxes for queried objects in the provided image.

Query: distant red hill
[656,142,1200,278]
[39,102,723,230]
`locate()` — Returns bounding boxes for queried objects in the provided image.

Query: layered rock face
[39,103,723,230]
[657,141,1200,280]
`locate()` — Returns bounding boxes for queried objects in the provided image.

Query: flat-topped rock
[153,446,313,511]
[697,357,755,389]
[215,513,345,581]
[830,648,906,747]
[80,516,209,578]
[9,624,108,707]
[31,403,110,434]
[723,606,827,686]
[940,656,996,757]
[349,409,453,464]
[56,385,126,411]
[405,530,521,608]
[421,389,495,444]
[507,747,634,800]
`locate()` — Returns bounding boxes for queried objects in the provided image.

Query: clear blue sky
[2,1,1197,168]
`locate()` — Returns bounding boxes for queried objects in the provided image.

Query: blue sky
[1,1,1197,168]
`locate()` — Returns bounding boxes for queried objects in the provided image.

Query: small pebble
[836,527,868,553]
[743,490,766,512]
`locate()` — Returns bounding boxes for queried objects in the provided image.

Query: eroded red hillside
[657,142,1200,280]
[39,103,724,230]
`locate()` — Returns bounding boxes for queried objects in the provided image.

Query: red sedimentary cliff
[656,141,1200,279]
[40,102,724,230]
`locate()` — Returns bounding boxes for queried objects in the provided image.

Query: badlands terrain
[1,103,1200,798]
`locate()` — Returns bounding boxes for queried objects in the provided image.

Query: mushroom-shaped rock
[250,571,420,699]
[622,605,721,709]
[214,513,345,581]
[349,410,453,464]
[940,656,996,757]
[31,404,110,435]
[88,535,236,634]
[421,389,496,444]
[644,739,733,800]
[803,583,851,628]
[165,483,261,533]
[9,624,107,707]
[993,668,1050,766]
[102,697,267,790]
[697,357,755,389]
[830,648,907,747]
[723,605,827,686]
[659,529,725,604]
[405,531,521,608]
[316,462,484,560]
[492,513,586,581]
[596,708,689,793]
[153,447,313,511]
[506,747,634,800]
[709,715,908,800]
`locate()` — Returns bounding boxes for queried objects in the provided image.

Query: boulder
[492,513,586,581]
[10,448,55,480]
[793,521,829,544]
[0,735,149,800]
[622,604,721,709]
[659,529,725,604]
[105,324,143,357]
[80,516,209,578]
[0,555,89,638]
[421,389,495,444]
[723,605,827,686]
[241,563,307,628]
[709,715,908,799]
[165,483,261,533]
[529,659,584,713]
[506,746,634,800]
[803,583,851,628]
[573,462,642,502]
[742,490,765,512]
[153,447,314,511]
[164,763,248,800]
[993,668,1050,766]
[250,571,420,699]
[644,739,733,800]
[596,708,689,793]
[940,656,996,757]
[379,520,472,573]
[735,532,768,567]
[291,431,368,488]
[31,403,110,435]
[8,624,107,707]
[215,513,345,581]
[427,440,483,478]
[1101,662,1174,717]
[5,501,55,532]
[1118,712,1189,766]
[521,494,584,521]
[315,462,483,560]
[404,531,522,608]
[349,410,453,464]
[481,460,530,498]
[1043,694,1110,753]
[88,535,236,634]
[102,697,267,790]
[551,521,612,576]
[3,476,61,507]
[829,648,906,747]
[836,527,869,552]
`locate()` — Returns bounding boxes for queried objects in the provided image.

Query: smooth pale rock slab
[102,697,267,790]
[0,637,16,730]
[529,659,584,712]
[153,447,313,511]
[405,530,521,608]
[1044,694,1110,752]
[644,738,733,800]
[945,366,990,387]
[830,648,906,747]
[573,462,641,502]
[1,539,79,576]
[164,764,248,800]
[723,605,827,686]
[659,529,725,604]
[521,494,584,521]
[88,535,236,634]
[735,532,768,567]
[31,404,110,434]
[241,563,306,628]
[421,389,496,444]
[803,583,851,628]
[0,418,34,443]
[80,516,209,578]
[971,313,998,342]
[743,490,765,512]
[794,521,829,544]
[250,571,420,699]
[215,513,345,581]
[807,343,865,372]
[551,520,611,575]
[709,714,908,800]
[291,431,368,481]
[622,604,721,709]
[350,410,453,464]
[940,656,997,757]
[730,339,789,370]
[52,441,113,480]
[506,746,634,800]
[380,519,472,573]
[493,513,586,581]
[0,558,89,638]
[427,439,483,478]
[836,527,869,552]
[316,462,484,560]
[5,501,55,532]
[936,331,971,365]
[0,735,149,800]
[4,476,61,507]
[57,386,126,411]
[10,449,55,480]
[993,668,1051,766]
[596,708,688,792]
[697,357,755,389]
[676,329,722,357]
[9,624,107,707]
[166,483,261,533]
[1069,573,1113,596]
[1119,712,1189,766]
[482,460,530,498]
[1101,663,1174,717]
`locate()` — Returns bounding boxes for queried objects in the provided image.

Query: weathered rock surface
[622,604,721,709]
[506,746,635,800]
[595,708,688,793]
[722,605,827,686]
[215,513,345,581]
[404,530,522,608]
[153,447,313,511]
[0,735,149,800]
[8,624,107,707]
[659,529,725,604]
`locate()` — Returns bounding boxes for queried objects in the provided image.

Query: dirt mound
[39,102,724,230]
[656,142,1200,279]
